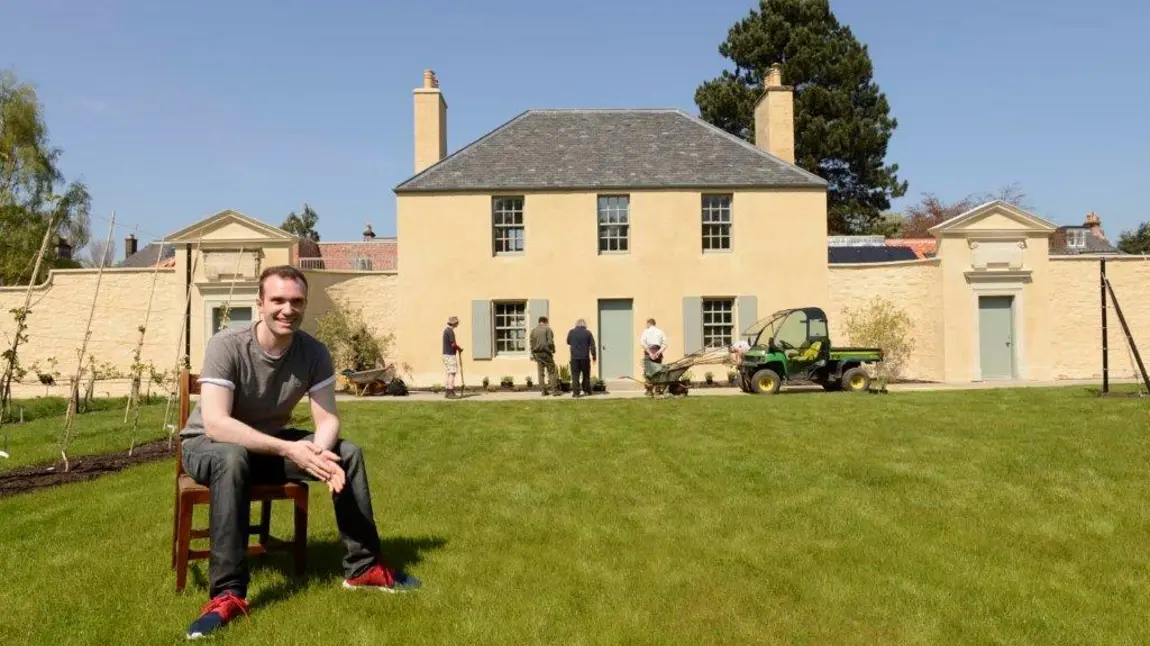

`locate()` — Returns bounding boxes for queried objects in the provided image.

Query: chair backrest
[175,369,200,477]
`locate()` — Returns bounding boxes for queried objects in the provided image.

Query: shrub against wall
[842,297,915,379]
[314,299,393,371]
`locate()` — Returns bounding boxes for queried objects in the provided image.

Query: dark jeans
[181,429,382,599]
[571,357,592,395]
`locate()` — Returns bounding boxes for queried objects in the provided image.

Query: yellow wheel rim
[850,374,866,388]
[758,377,775,391]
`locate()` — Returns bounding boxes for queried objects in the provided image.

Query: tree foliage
[282,203,321,241]
[0,69,91,285]
[694,0,907,234]
[1116,221,1150,255]
[894,183,1029,239]
[842,296,914,380]
[313,299,392,373]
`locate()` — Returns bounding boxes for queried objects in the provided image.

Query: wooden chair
[170,368,309,592]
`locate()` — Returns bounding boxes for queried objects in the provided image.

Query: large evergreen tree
[694,0,907,234]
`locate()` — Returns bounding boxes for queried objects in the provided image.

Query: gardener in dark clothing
[565,319,597,398]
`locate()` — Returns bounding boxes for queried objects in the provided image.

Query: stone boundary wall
[0,268,184,399]
[829,259,944,382]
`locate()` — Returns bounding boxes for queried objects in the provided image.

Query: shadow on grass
[187,535,447,608]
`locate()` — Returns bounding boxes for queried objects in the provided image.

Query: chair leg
[171,483,180,568]
[293,494,308,577]
[258,500,272,546]
[175,498,194,592]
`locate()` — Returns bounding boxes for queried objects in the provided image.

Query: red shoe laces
[200,592,250,622]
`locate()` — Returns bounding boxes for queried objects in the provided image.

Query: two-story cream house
[392,68,830,384]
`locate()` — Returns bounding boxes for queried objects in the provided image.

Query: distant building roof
[1050,226,1119,255]
[393,109,827,193]
[888,238,937,259]
[119,243,175,268]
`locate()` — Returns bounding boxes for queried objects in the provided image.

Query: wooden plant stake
[161,231,204,448]
[125,235,167,455]
[58,211,116,472]
[0,212,59,428]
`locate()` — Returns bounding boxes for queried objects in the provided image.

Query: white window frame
[1066,228,1087,249]
[597,195,630,254]
[493,301,528,354]
[702,298,735,348]
[493,197,525,255]
[702,194,732,252]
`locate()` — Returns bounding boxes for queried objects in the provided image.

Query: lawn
[1,387,1148,645]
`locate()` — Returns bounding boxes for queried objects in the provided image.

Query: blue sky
[3,0,1147,250]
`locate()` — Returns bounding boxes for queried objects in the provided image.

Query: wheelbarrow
[623,346,733,397]
[340,365,396,397]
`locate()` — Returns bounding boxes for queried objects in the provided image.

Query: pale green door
[978,296,1015,380]
[598,299,634,379]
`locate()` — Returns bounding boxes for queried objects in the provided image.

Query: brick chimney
[363,223,376,241]
[1084,211,1107,241]
[124,233,138,258]
[753,63,795,164]
[413,69,447,173]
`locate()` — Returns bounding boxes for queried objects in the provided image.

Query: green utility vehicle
[736,307,884,394]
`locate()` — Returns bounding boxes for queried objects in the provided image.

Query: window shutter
[682,296,702,353]
[737,295,758,337]
[471,300,492,359]
[528,299,549,326]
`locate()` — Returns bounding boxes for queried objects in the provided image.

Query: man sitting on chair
[179,265,419,640]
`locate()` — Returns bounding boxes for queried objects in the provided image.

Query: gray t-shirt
[180,322,336,437]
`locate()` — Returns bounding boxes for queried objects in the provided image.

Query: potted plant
[704,371,714,386]
[727,370,738,385]
[591,376,607,393]
[500,375,514,389]
[558,364,572,392]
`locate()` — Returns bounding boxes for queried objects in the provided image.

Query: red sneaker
[342,563,422,593]
[186,591,249,639]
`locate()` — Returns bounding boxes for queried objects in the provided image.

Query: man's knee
[214,444,251,475]
[338,439,365,464]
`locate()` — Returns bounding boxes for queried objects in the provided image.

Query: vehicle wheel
[841,367,871,392]
[750,369,782,395]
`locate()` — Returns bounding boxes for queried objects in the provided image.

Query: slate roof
[393,109,827,193]
[119,243,175,268]
[1050,226,1120,255]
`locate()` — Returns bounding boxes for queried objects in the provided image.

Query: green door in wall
[598,299,634,379]
[978,295,1015,380]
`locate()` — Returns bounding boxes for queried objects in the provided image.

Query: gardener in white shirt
[639,318,668,377]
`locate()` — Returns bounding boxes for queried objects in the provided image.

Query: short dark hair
[258,265,308,298]
[538,316,548,323]
[647,318,656,325]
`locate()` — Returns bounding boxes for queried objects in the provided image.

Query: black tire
[750,369,782,395]
[739,372,753,393]
[821,380,842,392]
[841,367,871,392]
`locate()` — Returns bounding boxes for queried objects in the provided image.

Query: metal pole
[1101,257,1109,393]
[1104,277,1150,395]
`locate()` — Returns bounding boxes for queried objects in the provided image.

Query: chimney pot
[413,68,448,173]
[56,236,72,261]
[124,233,138,258]
[753,63,795,164]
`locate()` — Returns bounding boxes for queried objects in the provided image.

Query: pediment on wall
[165,209,296,245]
[929,200,1058,237]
